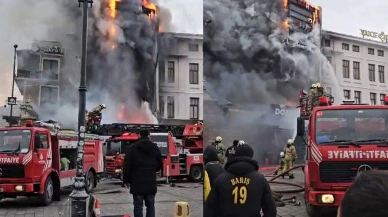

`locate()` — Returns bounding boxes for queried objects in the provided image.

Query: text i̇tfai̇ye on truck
[0,121,104,206]
[297,90,388,217]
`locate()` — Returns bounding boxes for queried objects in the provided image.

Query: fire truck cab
[0,121,104,206]
[97,123,204,182]
[297,93,388,217]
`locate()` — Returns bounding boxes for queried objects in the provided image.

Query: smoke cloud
[204,0,342,104]
[204,0,342,162]
[0,0,184,128]
[0,0,77,103]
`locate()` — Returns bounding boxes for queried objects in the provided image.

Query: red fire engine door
[32,132,51,179]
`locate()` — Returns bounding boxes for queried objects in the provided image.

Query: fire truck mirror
[296,118,305,137]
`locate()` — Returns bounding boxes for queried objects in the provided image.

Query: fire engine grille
[105,159,117,174]
[0,165,25,178]
[319,161,388,183]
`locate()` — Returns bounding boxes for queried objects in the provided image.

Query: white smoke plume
[0,0,77,102]
[0,0,176,128]
[204,0,342,162]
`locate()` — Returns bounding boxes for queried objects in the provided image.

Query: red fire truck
[0,121,104,206]
[297,94,388,217]
[98,123,204,182]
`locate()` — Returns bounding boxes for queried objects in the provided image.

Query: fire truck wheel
[40,177,54,206]
[306,203,323,217]
[86,171,95,193]
[189,165,203,182]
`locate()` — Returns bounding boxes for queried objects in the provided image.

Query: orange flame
[142,0,157,19]
[117,104,150,124]
[282,20,289,29]
[109,0,117,18]
[283,0,288,8]
[108,0,121,49]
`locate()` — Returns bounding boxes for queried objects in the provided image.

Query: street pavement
[0,170,338,217]
[0,179,202,217]
[269,169,337,217]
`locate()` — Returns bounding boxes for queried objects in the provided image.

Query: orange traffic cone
[94,199,101,217]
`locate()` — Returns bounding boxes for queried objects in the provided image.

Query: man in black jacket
[123,129,163,217]
[225,140,239,163]
[204,144,277,217]
[205,145,225,185]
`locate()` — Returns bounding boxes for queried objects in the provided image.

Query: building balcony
[16,69,59,80]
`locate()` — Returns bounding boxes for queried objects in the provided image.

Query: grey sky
[158,0,203,34]
[311,0,388,38]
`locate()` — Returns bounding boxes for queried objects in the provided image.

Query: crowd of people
[203,136,388,217]
[117,131,388,217]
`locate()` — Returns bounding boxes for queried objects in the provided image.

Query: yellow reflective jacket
[204,170,211,201]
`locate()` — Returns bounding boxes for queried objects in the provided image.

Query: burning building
[14,0,202,126]
[283,0,322,50]
[14,0,162,126]
[86,0,160,120]
[203,0,323,164]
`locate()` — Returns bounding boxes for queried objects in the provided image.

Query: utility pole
[9,44,18,126]
[69,0,93,216]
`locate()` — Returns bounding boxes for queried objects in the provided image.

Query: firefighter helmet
[287,139,294,145]
[101,104,107,109]
[280,152,285,157]
[311,84,317,89]
[215,136,222,142]
[238,140,245,146]
[316,83,321,88]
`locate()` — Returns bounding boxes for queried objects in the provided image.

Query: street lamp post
[69,0,93,216]
[9,44,18,126]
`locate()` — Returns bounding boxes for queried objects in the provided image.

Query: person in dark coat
[225,140,239,162]
[122,129,163,217]
[204,145,225,201]
[204,144,277,217]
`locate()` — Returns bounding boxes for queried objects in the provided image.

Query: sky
[311,0,388,38]
[161,0,388,36]
[158,0,203,34]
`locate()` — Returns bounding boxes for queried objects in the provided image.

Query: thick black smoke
[84,0,159,124]
[203,0,341,163]
[204,0,339,105]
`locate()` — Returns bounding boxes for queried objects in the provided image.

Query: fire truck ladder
[95,123,186,137]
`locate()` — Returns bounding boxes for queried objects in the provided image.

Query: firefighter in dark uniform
[225,140,239,163]
[204,144,277,217]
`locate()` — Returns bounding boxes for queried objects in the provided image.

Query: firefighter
[316,83,327,96]
[273,151,286,176]
[309,83,317,97]
[60,153,71,171]
[283,139,297,179]
[213,136,226,165]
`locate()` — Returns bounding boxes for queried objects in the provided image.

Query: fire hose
[263,164,305,194]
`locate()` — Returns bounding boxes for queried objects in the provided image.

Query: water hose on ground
[262,164,305,194]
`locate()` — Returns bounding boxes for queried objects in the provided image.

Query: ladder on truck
[54,130,101,149]
[32,120,101,149]
[93,123,186,138]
